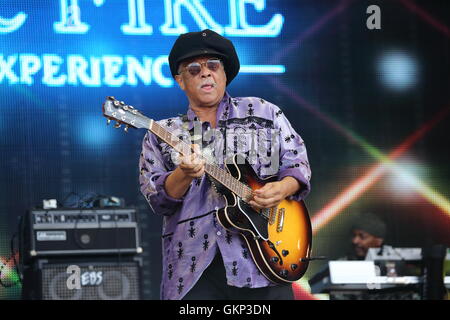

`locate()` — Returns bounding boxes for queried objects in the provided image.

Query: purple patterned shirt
[139,92,311,300]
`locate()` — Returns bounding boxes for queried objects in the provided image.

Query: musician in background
[309,213,389,293]
[139,29,311,300]
[310,214,425,299]
[349,212,388,260]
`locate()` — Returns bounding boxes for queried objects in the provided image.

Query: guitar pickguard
[237,199,269,240]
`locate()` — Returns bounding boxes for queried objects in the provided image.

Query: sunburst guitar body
[215,154,312,284]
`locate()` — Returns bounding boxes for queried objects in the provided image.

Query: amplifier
[22,257,142,300]
[21,208,142,262]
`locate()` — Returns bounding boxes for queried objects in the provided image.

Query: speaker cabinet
[22,257,142,300]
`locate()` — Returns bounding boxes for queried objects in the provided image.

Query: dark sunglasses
[180,59,222,76]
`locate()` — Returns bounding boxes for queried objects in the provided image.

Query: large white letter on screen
[126,56,152,86]
[160,0,223,35]
[121,0,153,35]
[152,56,173,88]
[43,55,67,86]
[67,55,101,86]
[0,55,19,84]
[54,0,90,33]
[225,0,284,37]
[0,11,27,33]
[102,56,126,87]
[20,55,42,85]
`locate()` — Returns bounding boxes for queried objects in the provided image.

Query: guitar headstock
[102,96,151,132]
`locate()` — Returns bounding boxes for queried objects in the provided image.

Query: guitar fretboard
[150,120,253,201]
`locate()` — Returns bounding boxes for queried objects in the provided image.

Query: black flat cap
[168,29,240,86]
[351,213,387,238]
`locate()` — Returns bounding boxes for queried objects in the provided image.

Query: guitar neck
[149,120,252,201]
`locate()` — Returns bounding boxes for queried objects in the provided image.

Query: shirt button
[216,231,221,236]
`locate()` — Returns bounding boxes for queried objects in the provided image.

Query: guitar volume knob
[279,270,289,278]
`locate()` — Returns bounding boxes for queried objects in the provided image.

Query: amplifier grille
[40,262,140,300]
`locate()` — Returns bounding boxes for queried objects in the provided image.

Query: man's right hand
[165,144,205,199]
[178,144,205,179]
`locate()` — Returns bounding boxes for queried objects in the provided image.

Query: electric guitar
[102,96,313,284]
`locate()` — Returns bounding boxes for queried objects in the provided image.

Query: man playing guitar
[138,29,312,300]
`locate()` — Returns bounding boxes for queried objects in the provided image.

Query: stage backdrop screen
[1,0,449,299]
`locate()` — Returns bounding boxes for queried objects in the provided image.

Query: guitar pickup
[268,206,277,225]
[276,208,285,233]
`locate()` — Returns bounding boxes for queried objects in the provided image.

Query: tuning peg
[113,100,120,106]
[114,122,121,128]
[106,119,111,125]
[124,125,129,133]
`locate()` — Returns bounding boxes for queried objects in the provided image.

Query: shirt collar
[184,91,232,130]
